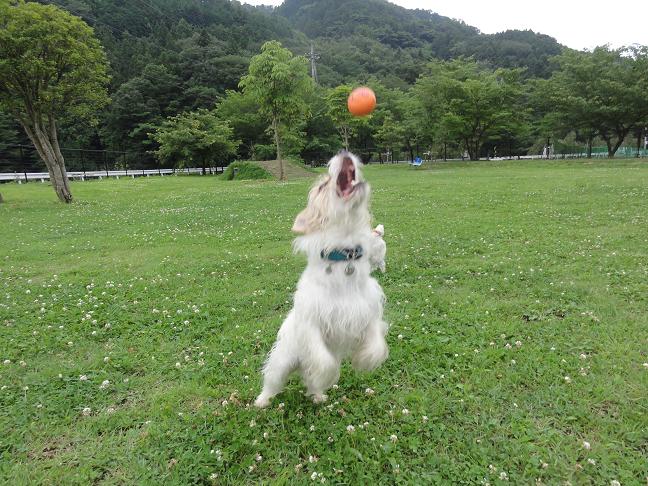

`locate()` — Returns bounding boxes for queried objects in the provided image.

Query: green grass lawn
[1,160,647,485]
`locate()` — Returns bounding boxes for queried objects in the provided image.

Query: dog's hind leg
[352,320,389,372]
[255,337,296,408]
[301,330,340,404]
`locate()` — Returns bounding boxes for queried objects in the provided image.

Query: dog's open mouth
[336,156,357,199]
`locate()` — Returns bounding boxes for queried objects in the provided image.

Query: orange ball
[347,86,376,116]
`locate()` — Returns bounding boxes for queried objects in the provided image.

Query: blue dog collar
[321,245,364,262]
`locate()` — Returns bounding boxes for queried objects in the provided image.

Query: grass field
[1,160,647,485]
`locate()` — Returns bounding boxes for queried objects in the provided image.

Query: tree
[239,41,312,180]
[416,60,524,160]
[149,108,240,174]
[547,47,648,158]
[325,85,363,150]
[0,0,109,202]
[216,90,269,159]
[375,115,404,162]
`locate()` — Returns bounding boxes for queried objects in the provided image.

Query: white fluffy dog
[255,151,388,408]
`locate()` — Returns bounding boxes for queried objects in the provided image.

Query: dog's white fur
[255,151,388,408]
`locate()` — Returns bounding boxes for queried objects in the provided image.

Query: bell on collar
[345,262,355,275]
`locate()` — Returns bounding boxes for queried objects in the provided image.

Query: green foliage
[414,60,526,160]
[222,161,272,180]
[325,85,367,150]
[544,46,648,157]
[0,0,110,202]
[240,40,313,179]
[149,109,240,170]
[0,0,109,126]
[216,90,268,159]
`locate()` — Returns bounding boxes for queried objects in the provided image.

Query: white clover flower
[422,415,428,422]
[390,434,398,442]
[249,420,256,427]
[346,425,355,433]
[79,375,88,381]
[499,471,508,480]
[587,458,596,465]
[564,376,572,383]
[610,481,620,486]
[255,453,262,462]
[582,440,591,450]
[175,362,181,369]
[82,407,92,416]
[579,353,587,360]
[515,341,522,347]
[311,472,318,481]
[308,455,318,463]
[100,380,110,389]
[103,356,110,363]
[327,436,334,443]
[209,473,218,480]
[402,408,410,415]
[365,388,375,395]
[397,334,403,340]
[3,359,10,365]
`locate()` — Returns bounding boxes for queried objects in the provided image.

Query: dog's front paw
[312,393,328,404]
[254,395,271,409]
[372,224,385,237]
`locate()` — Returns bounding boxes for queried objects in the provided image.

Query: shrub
[223,162,272,180]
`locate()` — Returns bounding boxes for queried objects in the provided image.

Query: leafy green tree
[326,85,364,150]
[149,109,240,174]
[0,0,109,202]
[216,90,268,159]
[103,64,181,158]
[375,115,404,162]
[239,41,312,180]
[547,47,648,158]
[416,60,524,160]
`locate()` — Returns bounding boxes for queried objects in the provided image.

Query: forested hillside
[1,0,585,171]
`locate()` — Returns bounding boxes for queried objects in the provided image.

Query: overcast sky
[242,0,648,50]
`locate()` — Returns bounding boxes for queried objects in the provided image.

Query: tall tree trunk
[342,127,349,151]
[272,117,284,181]
[637,128,643,157]
[587,135,593,158]
[21,116,72,203]
[603,130,627,158]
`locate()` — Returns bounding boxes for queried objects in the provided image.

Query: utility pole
[305,42,320,84]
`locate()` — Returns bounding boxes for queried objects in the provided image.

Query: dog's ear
[292,208,312,234]
[292,176,330,233]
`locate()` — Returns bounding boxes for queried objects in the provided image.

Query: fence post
[19,145,28,183]
[81,150,86,178]
[104,150,109,177]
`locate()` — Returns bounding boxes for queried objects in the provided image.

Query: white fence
[0,167,226,183]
